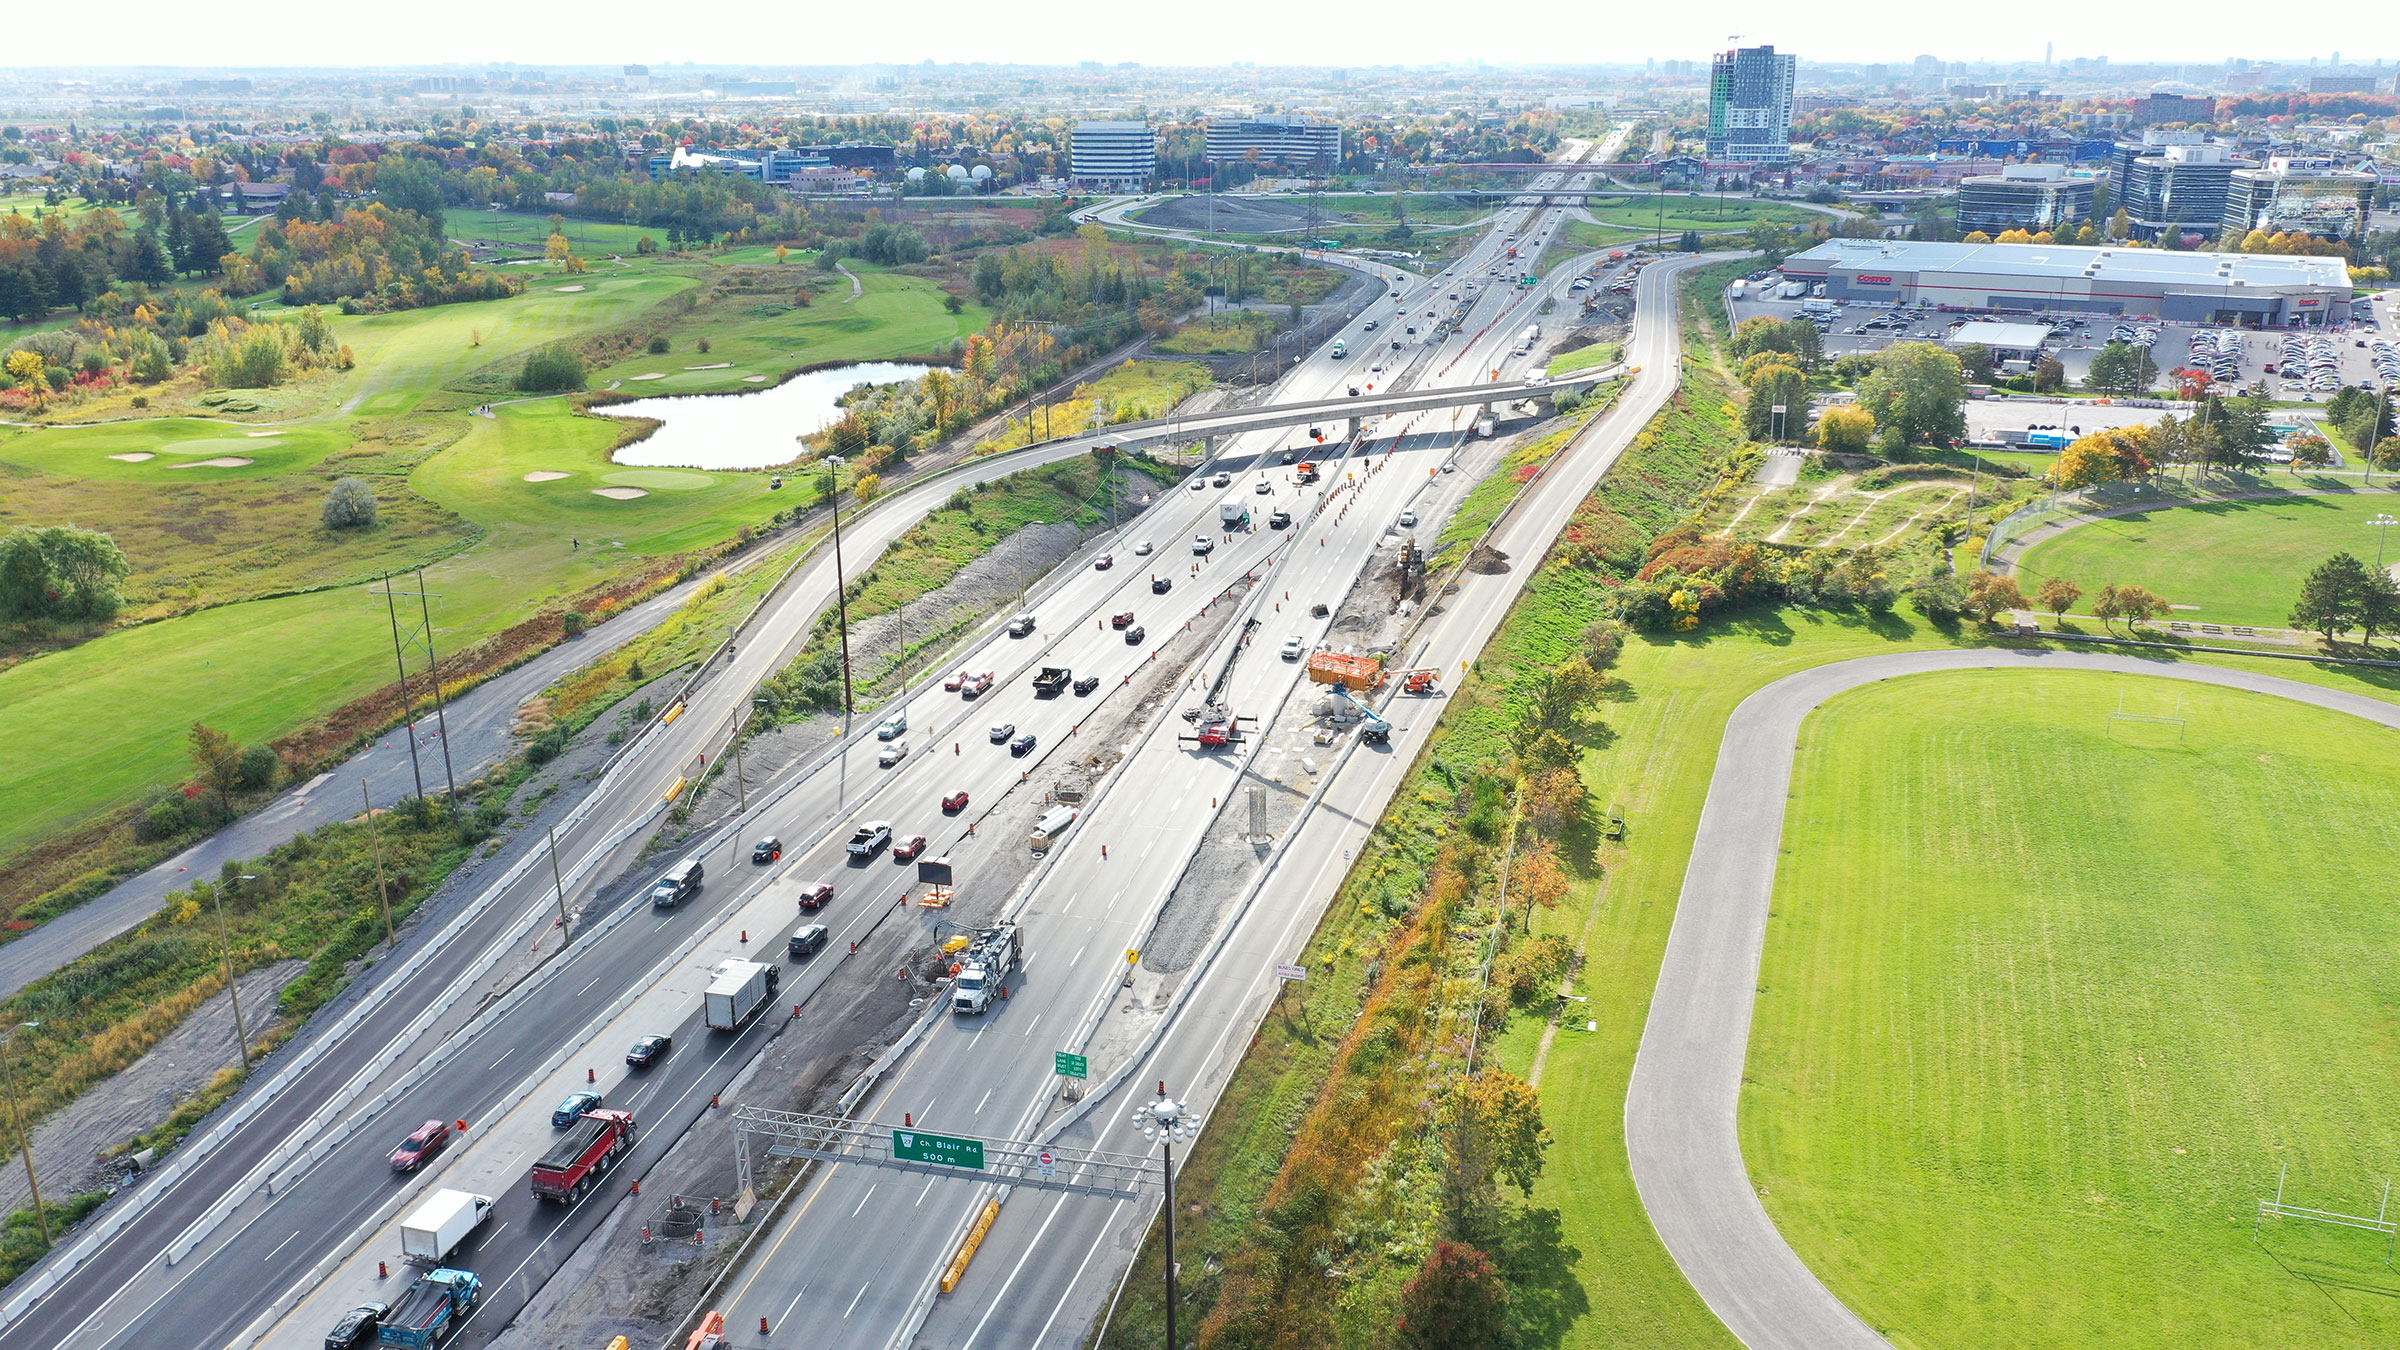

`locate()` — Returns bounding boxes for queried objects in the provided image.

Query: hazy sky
[11,2,2396,71]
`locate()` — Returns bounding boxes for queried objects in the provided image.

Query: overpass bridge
[1078,363,1626,452]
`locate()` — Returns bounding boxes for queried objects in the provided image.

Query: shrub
[516,346,586,393]
[646,334,670,354]
[695,337,711,354]
[321,477,378,529]
[142,795,190,841]
[561,610,588,637]
[234,744,280,791]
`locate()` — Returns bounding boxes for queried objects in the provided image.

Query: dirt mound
[1465,544,1512,574]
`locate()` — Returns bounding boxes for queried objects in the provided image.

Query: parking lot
[1731,286,2397,400]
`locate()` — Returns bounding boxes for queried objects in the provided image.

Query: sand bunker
[245,430,282,438]
[742,375,769,383]
[108,452,156,462]
[684,363,734,370]
[173,456,255,468]
[523,470,572,483]
[629,372,667,381]
[590,486,650,500]
[554,285,587,292]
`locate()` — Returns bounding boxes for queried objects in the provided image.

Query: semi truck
[378,1268,480,1348]
[1218,496,1250,528]
[529,1108,636,1202]
[1032,666,1071,697]
[951,923,1022,1015]
[399,1190,494,1266]
[703,959,779,1032]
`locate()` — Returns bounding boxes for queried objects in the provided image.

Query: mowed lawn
[1744,669,2400,1349]
[2015,491,2397,629]
[589,267,987,395]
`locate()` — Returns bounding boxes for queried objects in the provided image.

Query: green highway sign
[1054,1051,1089,1079]
[893,1129,985,1170]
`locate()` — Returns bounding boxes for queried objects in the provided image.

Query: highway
[702,166,1692,1350]
[1622,650,2400,1350]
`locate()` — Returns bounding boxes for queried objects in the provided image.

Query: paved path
[1625,647,2400,1350]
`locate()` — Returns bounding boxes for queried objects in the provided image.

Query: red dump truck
[529,1108,636,1203]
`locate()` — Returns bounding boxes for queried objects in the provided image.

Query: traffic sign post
[1038,1149,1057,1180]
[1275,963,1308,982]
[1054,1051,1089,1079]
[892,1130,986,1170]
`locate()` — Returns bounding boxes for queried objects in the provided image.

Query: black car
[626,1034,673,1069]
[1269,510,1291,530]
[325,1303,390,1350]
[1010,732,1037,756]
[1125,625,1146,645]
[751,836,782,864]
[1073,675,1100,696]
[1151,576,1172,594]
[788,923,830,958]
[551,1090,604,1128]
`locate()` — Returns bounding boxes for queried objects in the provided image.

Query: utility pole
[413,570,459,806]
[364,782,393,948]
[823,455,855,718]
[378,574,427,803]
[3,1022,48,1246]
[212,882,251,1072]
[547,827,569,937]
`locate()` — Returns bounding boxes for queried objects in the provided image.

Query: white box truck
[399,1189,494,1266]
[1218,495,1250,528]
[703,959,779,1032]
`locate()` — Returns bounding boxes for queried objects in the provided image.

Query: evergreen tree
[165,210,192,275]
[2290,552,2371,642]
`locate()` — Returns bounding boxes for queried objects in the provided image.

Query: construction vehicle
[703,959,779,1032]
[1033,666,1071,697]
[951,923,1022,1014]
[1030,805,1078,852]
[377,1268,480,1348]
[1179,708,1257,749]
[1391,668,1441,695]
[1306,651,1383,692]
[529,1108,636,1202]
[1327,684,1393,744]
[1294,461,1320,484]
[399,1190,493,1266]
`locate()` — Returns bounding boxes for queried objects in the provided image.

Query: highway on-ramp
[1624,648,2400,1350]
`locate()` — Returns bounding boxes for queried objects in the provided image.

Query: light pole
[2,1021,47,1246]
[2371,513,2399,571]
[1129,1085,1200,1349]
[822,454,854,718]
[217,879,253,1071]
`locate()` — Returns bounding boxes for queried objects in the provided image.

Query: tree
[2290,552,2371,642]
[2083,341,2159,396]
[2361,567,2400,646]
[0,524,131,624]
[2053,432,2131,490]
[1522,765,1585,835]
[1743,363,1808,441]
[2111,583,2168,629]
[1815,404,1876,451]
[1951,342,1995,382]
[322,478,379,529]
[188,721,242,807]
[1396,1241,1510,1350]
[1907,574,1965,622]
[2035,576,2082,619]
[851,472,883,503]
[1855,342,1967,447]
[2031,355,2065,393]
[517,346,585,392]
[544,232,571,268]
[1963,571,2026,623]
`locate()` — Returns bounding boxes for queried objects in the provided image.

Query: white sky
[9,1,2397,72]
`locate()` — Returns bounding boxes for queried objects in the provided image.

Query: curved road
[1625,647,2400,1350]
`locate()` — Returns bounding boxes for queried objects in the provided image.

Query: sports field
[1744,669,2400,1349]
[2015,491,2395,628]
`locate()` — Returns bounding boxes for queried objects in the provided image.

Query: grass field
[587,267,985,395]
[1578,193,1825,233]
[1745,669,2400,1349]
[1547,341,1622,377]
[2015,491,2399,628]
[448,211,659,252]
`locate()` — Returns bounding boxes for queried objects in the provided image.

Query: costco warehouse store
[1780,239,2353,326]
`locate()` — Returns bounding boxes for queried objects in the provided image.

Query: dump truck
[703,959,779,1032]
[1294,461,1319,484]
[1306,651,1383,692]
[378,1267,480,1348]
[951,924,1022,1015]
[1033,666,1071,697]
[529,1108,635,1202]
[399,1189,494,1266]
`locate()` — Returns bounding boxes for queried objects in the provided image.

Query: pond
[597,361,937,470]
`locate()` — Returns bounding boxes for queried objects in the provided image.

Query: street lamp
[1128,1085,1200,1350]
[822,455,854,718]
[2,1021,47,1245]
[2371,513,2399,571]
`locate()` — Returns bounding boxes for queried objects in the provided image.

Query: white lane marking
[850,1183,877,1219]
[262,1229,301,1262]
[778,1283,811,1328]
[652,918,672,933]
[1020,1012,1043,1038]
[1070,943,1087,967]
[844,1282,871,1318]
[975,1088,993,1114]
[576,973,604,997]
[488,1049,513,1071]
[916,1176,937,1206]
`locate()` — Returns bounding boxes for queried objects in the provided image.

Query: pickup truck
[1007,614,1036,637]
[530,1108,635,1202]
[1032,666,1070,697]
[846,822,893,857]
[377,1268,480,1348]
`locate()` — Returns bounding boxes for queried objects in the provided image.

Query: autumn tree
[2103,582,2168,629]
[851,472,883,503]
[1522,765,1586,835]
[2035,576,2082,619]
[189,721,243,808]
[1962,570,2026,624]
[1511,840,1570,917]
[544,232,571,268]
[1396,1241,1510,1350]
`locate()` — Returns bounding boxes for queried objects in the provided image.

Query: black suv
[788,923,830,958]
[649,858,703,908]
[325,1303,390,1350]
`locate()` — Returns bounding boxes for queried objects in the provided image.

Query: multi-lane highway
[0,145,1663,1350]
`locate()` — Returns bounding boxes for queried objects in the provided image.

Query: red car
[1111,611,1136,629]
[894,834,929,862]
[389,1119,450,1172]
[943,669,970,691]
[942,790,970,813]
[966,671,994,696]
[799,881,834,910]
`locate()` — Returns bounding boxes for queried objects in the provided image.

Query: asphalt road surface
[1624,648,2400,1350]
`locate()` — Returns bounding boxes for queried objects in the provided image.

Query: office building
[2119,142,2249,242]
[2309,75,2377,93]
[2222,157,2376,240]
[1203,116,1342,171]
[646,147,764,180]
[1782,238,2351,326]
[2130,92,2215,126]
[1956,165,2096,233]
[1069,121,1155,191]
[1707,44,1797,164]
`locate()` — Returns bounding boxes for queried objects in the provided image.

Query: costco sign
[1854,274,1895,285]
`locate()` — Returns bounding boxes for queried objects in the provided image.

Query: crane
[1326,683,1392,743]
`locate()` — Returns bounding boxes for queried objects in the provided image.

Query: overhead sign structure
[1038,1149,1057,1179]
[893,1130,986,1170]
[1275,963,1308,982]
[1054,1051,1089,1079]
